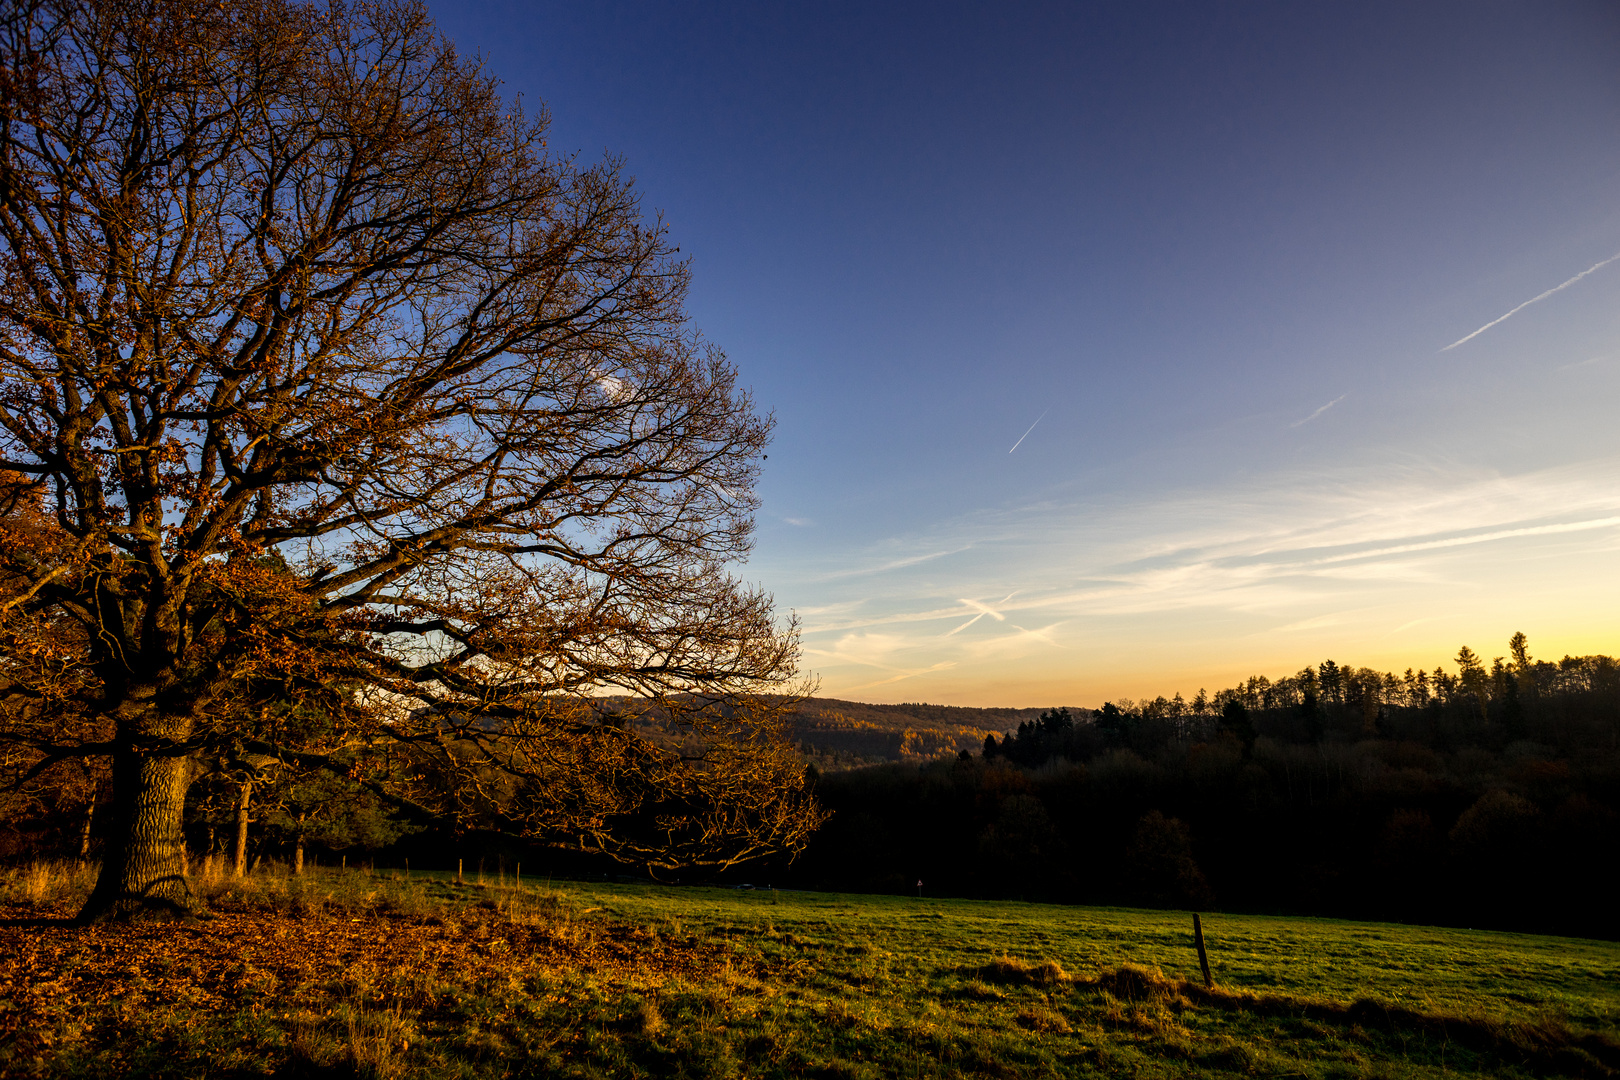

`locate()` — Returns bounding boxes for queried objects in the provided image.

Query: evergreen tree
[1220,699,1256,757]
[1093,702,1131,747]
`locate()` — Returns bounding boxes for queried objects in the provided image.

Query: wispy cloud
[1267,613,1346,634]
[819,546,969,580]
[843,662,958,693]
[1442,251,1620,352]
[793,457,1620,634]
[774,456,1620,701]
[1388,615,1456,635]
[1290,394,1346,428]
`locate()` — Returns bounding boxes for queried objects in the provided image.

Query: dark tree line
[783,634,1620,939]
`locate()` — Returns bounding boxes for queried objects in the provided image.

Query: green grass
[559,882,1620,1078]
[582,883,1620,1028]
[3,863,1618,1078]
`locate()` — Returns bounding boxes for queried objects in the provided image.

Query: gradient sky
[432,1,1620,706]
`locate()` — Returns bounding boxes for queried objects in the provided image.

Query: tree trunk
[77,743,195,922]
[232,781,253,878]
[294,812,306,876]
[77,782,97,859]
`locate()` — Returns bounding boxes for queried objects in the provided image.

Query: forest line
[785,632,1618,938]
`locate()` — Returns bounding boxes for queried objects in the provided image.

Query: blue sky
[434,1,1620,705]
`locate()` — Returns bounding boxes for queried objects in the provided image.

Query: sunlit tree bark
[0,0,818,922]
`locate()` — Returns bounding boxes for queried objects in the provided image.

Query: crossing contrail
[1442,250,1620,352]
[1008,410,1048,453]
[944,592,1017,637]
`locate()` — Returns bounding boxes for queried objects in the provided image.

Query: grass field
[2,862,1617,1078]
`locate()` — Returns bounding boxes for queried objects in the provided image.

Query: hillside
[785,697,1063,769]
[615,695,1066,769]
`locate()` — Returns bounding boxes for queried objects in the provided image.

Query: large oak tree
[0,0,819,921]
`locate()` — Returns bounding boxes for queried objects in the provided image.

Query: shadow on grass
[1099,963,1620,1080]
[955,957,1619,1078]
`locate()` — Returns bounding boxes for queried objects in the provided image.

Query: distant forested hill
[784,698,1057,769]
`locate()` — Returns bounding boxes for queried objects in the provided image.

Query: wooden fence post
[1193,913,1214,989]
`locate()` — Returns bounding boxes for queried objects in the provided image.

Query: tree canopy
[0,0,819,920]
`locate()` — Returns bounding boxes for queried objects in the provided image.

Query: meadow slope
[2,864,1617,1078]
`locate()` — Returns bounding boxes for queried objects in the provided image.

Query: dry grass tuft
[628,997,665,1037]
[1015,1006,1072,1034]
[1093,963,1184,1003]
[0,855,577,926]
[973,954,1072,987]
[0,860,99,908]
[344,1001,415,1080]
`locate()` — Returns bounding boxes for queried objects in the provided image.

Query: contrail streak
[1008,410,1048,453]
[1290,394,1346,428]
[943,612,986,637]
[1442,251,1620,352]
[1310,515,1620,564]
